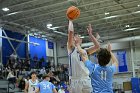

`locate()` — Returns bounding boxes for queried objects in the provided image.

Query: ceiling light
[103,15,117,19]
[134,11,140,14]
[53,30,67,35]
[47,24,52,27]
[124,28,139,31]
[48,26,59,30]
[105,12,110,15]
[7,12,19,16]
[2,7,9,11]
[42,35,46,37]
[138,5,140,7]
[125,25,130,27]
[54,31,58,32]
[47,26,51,29]
[80,36,85,38]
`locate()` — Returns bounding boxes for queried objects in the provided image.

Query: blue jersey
[37,80,55,93]
[85,60,117,93]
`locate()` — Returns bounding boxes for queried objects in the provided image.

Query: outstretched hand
[87,24,93,35]
[107,42,112,52]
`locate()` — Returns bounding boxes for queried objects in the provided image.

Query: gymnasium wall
[56,41,68,64]
[2,30,26,65]
[56,40,140,72]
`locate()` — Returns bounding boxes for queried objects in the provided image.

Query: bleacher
[0,80,23,93]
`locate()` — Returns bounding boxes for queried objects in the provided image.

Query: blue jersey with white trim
[85,60,117,93]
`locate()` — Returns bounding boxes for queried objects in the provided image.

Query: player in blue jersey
[75,37,118,93]
[35,74,57,93]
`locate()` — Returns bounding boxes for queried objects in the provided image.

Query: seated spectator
[39,56,45,68]
[7,70,16,83]
[58,86,65,93]
[39,67,46,79]
[33,54,38,68]
[18,77,25,91]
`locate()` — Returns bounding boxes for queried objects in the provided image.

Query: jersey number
[43,84,50,89]
[43,84,47,89]
[101,70,107,81]
[33,87,35,91]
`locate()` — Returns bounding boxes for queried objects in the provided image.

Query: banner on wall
[117,51,128,72]
[48,41,54,49]
[46,41,54,57]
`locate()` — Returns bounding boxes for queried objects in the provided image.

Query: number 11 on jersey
[101,70,107,81]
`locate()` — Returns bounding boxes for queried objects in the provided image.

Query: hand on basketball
[87,24,93,35]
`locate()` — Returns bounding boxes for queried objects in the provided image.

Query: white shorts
[69,78,92,93]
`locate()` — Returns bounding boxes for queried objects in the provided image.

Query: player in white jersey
[24,72,39,93]
[67,20,100,93]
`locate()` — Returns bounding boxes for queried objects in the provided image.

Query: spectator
[18,77,25,91]
[51,65,55,72]
[58,86,65,93]
[33,54,38,68]
[39,56,45,68]
[7,70,16,83]
[10,52,17,64]
[39,67,46,79]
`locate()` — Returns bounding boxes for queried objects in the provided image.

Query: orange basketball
[66,6,80,20]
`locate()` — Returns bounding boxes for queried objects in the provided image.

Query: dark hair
[30,71,36,75]
[43,74,50,79]
[97,48,111,66]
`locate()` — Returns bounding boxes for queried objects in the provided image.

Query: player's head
[30,71,37,79]
[43,74,50,81]
[97,48,111,66]
[73,34,82,46]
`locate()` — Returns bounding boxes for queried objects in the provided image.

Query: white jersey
[28,79,39,93]
[68,47,90,78]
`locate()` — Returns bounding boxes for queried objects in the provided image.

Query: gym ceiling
[0,0,140,42]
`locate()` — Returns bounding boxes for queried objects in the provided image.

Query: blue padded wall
[29,36,47,67]
[2,30,26,65]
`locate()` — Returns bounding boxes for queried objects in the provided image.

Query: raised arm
[67,20,74,52]
[107,43,118,67]
[86,24,100,55]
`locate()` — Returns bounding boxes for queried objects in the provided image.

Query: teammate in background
[35,74,58,93]
[67,20,100,93]
[24,72,39,93]
[75,39,118,93]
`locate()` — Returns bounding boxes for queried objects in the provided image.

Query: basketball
[66,6,80,20]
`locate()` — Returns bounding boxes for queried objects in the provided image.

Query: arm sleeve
[51,83,56,90]
[36,83,40,89]
[84,60,95,75]
[110,64,117,74]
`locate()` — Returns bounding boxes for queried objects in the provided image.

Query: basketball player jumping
[67,20,100,93]
[24,72,39,93]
